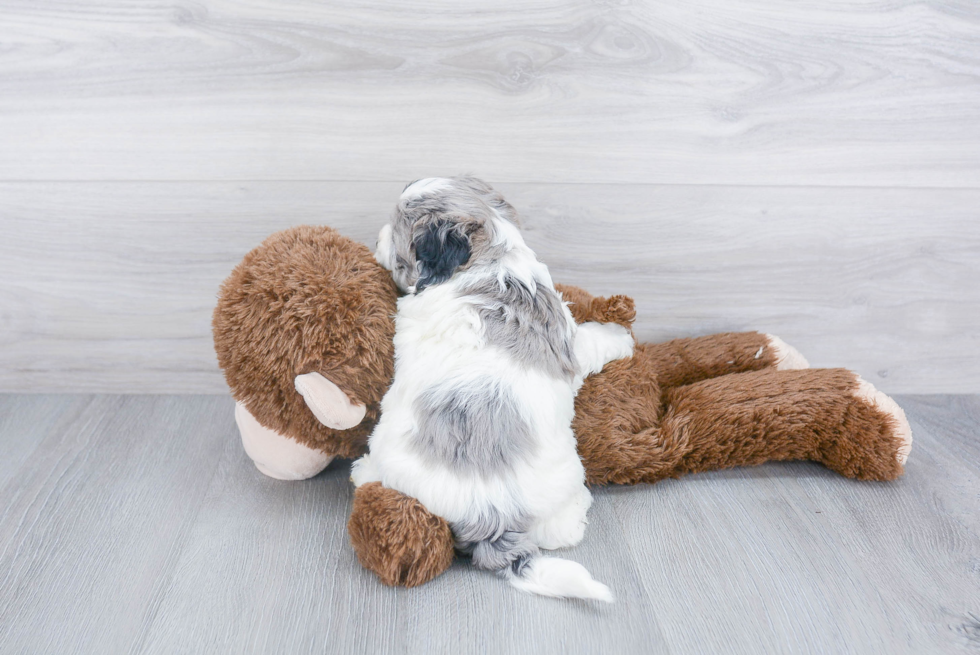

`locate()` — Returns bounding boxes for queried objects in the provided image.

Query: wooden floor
[0,393,977,655]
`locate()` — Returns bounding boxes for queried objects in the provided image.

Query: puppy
[352,177,634,601]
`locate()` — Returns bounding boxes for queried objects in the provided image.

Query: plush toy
[213,225,397,480]
[213,225,913,589]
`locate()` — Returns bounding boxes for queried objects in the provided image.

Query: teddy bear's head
[213,225,398,458]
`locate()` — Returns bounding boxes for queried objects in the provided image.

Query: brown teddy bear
[213,225,912,588]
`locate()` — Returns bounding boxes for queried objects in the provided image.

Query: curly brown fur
[213,226,398,457]
[572,347,670,486]
[348,482,455,587]
[573,317,907,484]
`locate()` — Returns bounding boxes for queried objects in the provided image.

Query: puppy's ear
[413,219,471,292]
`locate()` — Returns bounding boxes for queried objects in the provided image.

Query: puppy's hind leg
[528,486,593,550]
[350,453,381,487]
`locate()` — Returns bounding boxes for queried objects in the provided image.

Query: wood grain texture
[0,393,977,654]
[1,182,977,394]
[0,0,978,185]
[0,395,232,654]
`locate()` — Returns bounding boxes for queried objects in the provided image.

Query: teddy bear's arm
[350,453,380,487]
[555,284,808,392]
[348,482,455,588]
[555,284,636,329]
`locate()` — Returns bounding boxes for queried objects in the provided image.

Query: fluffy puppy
[352,177,634,601]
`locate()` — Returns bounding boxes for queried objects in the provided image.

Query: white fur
[509,557,614,603]
[367,281,589,537]
[374,224,394,270]
[765,334,810,370]
[358,213,632,602]
[401,177,453,199]
[573,322,635,391]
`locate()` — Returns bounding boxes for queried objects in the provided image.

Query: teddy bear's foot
[852,377,913,466]
[765,334,810,370]
[235,402,334,480]
[348,482,455,587]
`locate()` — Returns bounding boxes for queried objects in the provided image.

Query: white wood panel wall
[1,1,978,393]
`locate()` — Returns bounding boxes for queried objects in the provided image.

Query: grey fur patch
[411,380,536,477]
[382,176,520,292]
[465,274,577,379]
[453,506,538,573]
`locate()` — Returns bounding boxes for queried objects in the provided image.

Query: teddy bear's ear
[294,372,366,430]
[412,219,472,292]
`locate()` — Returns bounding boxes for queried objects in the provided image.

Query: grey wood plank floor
[0,394,977,655]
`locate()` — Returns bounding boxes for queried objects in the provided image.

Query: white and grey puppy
[352,176,634,601]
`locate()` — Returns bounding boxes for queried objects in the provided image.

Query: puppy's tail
[503,554,614,603]
[462,528,613,603]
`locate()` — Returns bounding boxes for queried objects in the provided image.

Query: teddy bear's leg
[641,332,809,392]
[348,482,456,587]
[663,368,912,481]
[235,402,334,480]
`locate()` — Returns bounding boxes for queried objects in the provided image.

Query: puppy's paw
[533,515,588,551]
[374,224,394,270]
[598,322,635,363]
[530,488,592,550]
[574,321,635,381]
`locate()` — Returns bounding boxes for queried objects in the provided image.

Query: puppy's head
[375,177,520,293]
